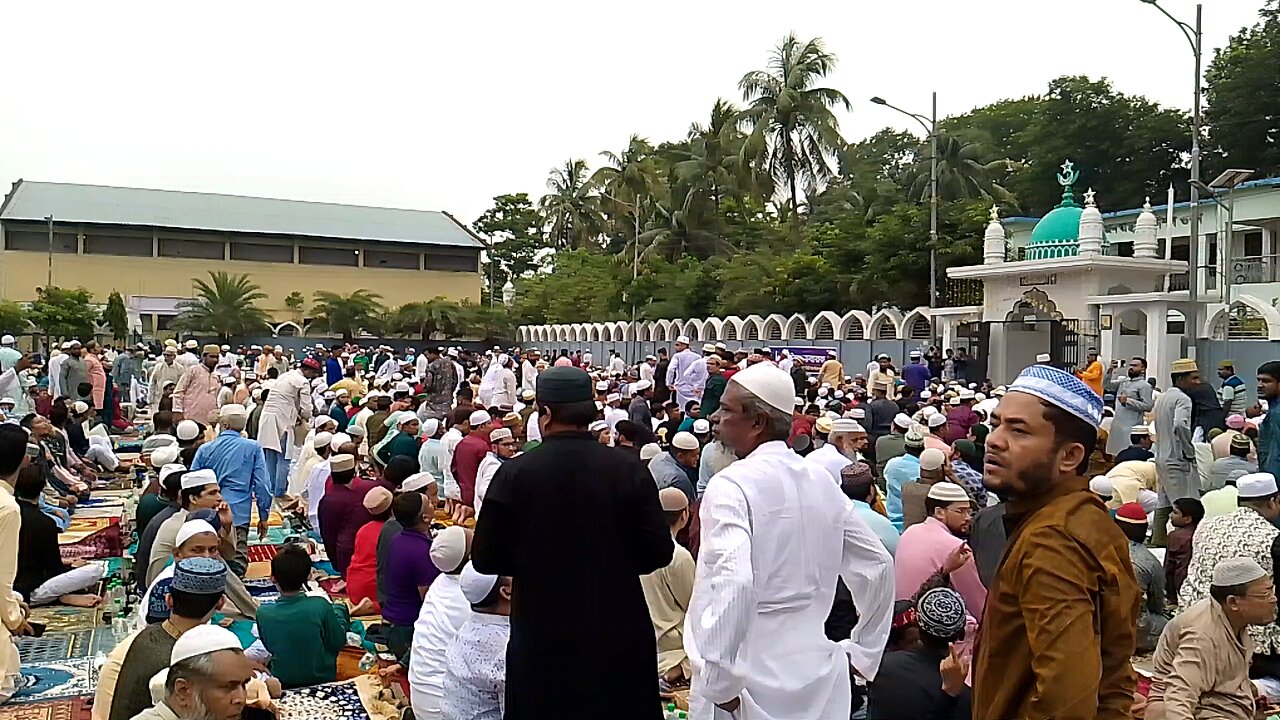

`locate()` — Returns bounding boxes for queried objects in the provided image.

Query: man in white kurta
[258,361,319,498]
[0,417,34,703]
[1106,358,1155,456]
[686,363,894,720]
[666,337,702,409]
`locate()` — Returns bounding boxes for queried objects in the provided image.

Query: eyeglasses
[1243,590,1278,602]
[945,506,974,518]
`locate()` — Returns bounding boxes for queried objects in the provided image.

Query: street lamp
[1140,0,1202,354]
[599,191,642,362]
[871,93,938,314]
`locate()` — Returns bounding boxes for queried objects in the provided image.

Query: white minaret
[1077,188,1104,257]
[983,205,1005,264]
[1134,197,1159,258]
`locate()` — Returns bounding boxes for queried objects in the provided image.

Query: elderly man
[190,406,270,575]
[1152,358,1201,546]
[1108,357,1156,457]
[808,418,862,484]
[686,363,894,719]
[130,624,255,720]
[666,336,702,410]
[649,430,700,503]
[258,357,319,499]
[1147,557,1277,720]
[640,487,696,692]
[171,345,223,425]
[973,364,1139,719]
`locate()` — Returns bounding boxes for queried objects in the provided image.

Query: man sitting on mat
[13,462,104,607]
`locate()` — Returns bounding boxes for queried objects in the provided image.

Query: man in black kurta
[473,367,673,719]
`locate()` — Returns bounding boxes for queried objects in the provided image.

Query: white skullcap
[402,472,438,492]
[817,388,829,398]
[180,468,217,490]
[459,562,500,604]
[382,410,412,428]
[1089,475,1114,496]
[831,418,862,434]
[975,393,986,402]
[421,418,440,437]
[170,625,241,665]
[606,393,620,403]
[892,413,913,430]
[176,420,202,441]
[312,416,336,429]
[469,410,492,427]
[72,401,89,415]
[430,526,468,573]
[927,413,947,429]
[1035,353,1051,363]
[158,463,187,486]
[588,420,608,433]
[489,427,513,443]
[640,443,662,462]
[692,418,710,434]
[634,380,652,392]
[0,335,12,345]
[595,381,609,392]
[848,407,866,420]
[926,482,970,503]
[1238,472,1279,499]
[920,390,932,400]
[729,363,796,415]
[150,444,180,468]
[322,391,336,400]
[346,423,367,438]
[921,405,939,418]
[0,397,13,406]
[335,388,350,397]
[1213,557,1269,587]
[175,519,218,547]
[675,335,690,345]
[919,448,947,471]
[329,432,351,452]
[672,432,699,451]
[330,454,356,472]
[312,431,334,449]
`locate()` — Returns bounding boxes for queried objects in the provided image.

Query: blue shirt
[1261,403,1280,479]
[884,453,921,530]
[192,430,271,526]
[326,357,343,386]
[902,362,931,392]
[852,499,899,556]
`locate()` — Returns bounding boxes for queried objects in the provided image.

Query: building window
[230,242,294,263]
[1244,230,1264,258]
[364,249,420,269]
[159,238,224,260]
[84,234,153,257]
[299,246,358,267]
[423,249,478,272]
[5,230,77,253]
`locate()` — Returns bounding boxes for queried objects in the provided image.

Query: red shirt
[453,430,491,506]
[345,518,384,611]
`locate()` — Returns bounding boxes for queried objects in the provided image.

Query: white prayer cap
[448,348,459,358]
[848,407,866,420]
[177,417,202,440]
[675,335,691,345]
[1130,425,1150,437]
[1213,557,1269,587]
[220,344,230,352]
[692,419,710,434]
[920,390,932,400]
[0,398,13,406]
[402,472,437,492]
[459,562,500,604]
[335,388,350,398]
[394,382,411,394]
[430,526,469,573]
[312,431,334,450]
[184,340,199,350]
[640,443,662,462]
[927,413,947,429]
[330,454,356,472]
[312,415,336,429]
[329,432,351,452]
[672,432,699,451]
[158,463,187,486]
[322,390,336,400]
[729,363,795,415]
[1035,353,1051,363]
[595,381,609,392]
[175,519,218,547]
[588,420,608,433]
[170,625,241,666]
[634,380,652,392]
[927,482,970,504]
[520,388,536,401]
[72,401,89,415]
[958,389,975,400]
[921,405,939,418]
[421,419,440,437]
[606,393,620,403]
[150,444,180,468]
[919,448,947,471]
[382,410,411,428]
[469,410,492,426]
[0,335,12,346]
[1238,472,1279,499]
[831,418,863,434]
[833,390,845,399]
[346,423,367,438]
[489,427,513,443]
[396,413,419,428]
[909,349,921,358]
[1089,475,1114,496]
[220,403,249,421]
[817,388,829,398]
[892,413,913,430]
[180,468,217,490]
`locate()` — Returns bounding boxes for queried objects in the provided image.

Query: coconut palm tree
[539,159,605,250]
[393,297,467,341]
[908,131,1015,204]
[172,272,271,341]
[310,290,385,342]
[739,34,851,215]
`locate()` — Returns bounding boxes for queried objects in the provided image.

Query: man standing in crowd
[422,348,457,421]
[1218,360,1252,416]
[974,364,1138,719]
[0,424,33,704]
[171,344,222,424]
[472,366,673,719]
[1075,346,1104,397]
[1152,358,1201,545]
[687,363,893,719]
[257,358,320,500]
[1258,362,1280,479]
[148,345,184,409]
[59,341,89,405]
[666,336,701,409]
[902,350,930,395]
[191,405,270,575]
[1107,357,1155,458]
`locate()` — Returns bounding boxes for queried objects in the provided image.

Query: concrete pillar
[1145,303,1167,388]
[1098,304,1115,371]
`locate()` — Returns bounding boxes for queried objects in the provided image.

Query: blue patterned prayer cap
[916,587,966,639]
[1008,364,1104,429]
[171,557,227,595]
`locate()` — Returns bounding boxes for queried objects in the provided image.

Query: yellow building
[0,180,483,335]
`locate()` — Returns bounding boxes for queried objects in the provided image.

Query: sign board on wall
[769,346,833,375]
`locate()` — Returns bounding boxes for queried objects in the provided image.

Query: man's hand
[13,619,34,637]
[70,558,87,568]
[940,642,970,696]
[942,542,973,575]
[217,501,233,531]
[715,698,741,714]
[1118,394,1128,405]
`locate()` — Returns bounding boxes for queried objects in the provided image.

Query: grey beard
[181,693,221,720]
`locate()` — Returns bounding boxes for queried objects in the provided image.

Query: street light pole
[45,214,54,288]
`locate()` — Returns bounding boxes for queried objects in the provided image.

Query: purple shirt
[382,529,440,625]
[902,362,931,392]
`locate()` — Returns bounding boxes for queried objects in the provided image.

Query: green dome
[1029,205,1083,244]
[1026,159,1084,260]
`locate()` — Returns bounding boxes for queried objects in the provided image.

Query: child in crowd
[441,563,512,720]
[1164,496,1204,605]
[255,544,351,688]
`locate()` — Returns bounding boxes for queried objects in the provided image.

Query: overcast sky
[0,0,1266,224]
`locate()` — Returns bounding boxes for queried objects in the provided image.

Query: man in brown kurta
[973,364,1141,720]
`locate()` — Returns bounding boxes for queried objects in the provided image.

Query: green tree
[0,301,29,336]
[1205,4,1280,178]
[461,303,515,343]
[103,290,129,342]
[310,290,385,342]
[539,159,604,250]
[592,136,668,252]
[472,193,547,281]
[907,131,1014,204]
[511,250,625,324]
[284,291,306,312]
[173,272,271,341]
[393,297,467,341]
[29,286,98,343]
[739,34,851,214]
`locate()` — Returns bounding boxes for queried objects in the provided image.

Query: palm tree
[674,99,758,214]
[310,290,385,342]
[739,34,851,215]
[908,131,1014,203]
[539,159,604,250]
[393,297,467,341]
[173,272,271,341]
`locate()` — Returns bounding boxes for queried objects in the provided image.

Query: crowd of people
[0,332,1279,718]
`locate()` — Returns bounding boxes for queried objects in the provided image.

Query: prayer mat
[246,544,281,563]
[245,562,273,580]
[317,577,347,598]
[66,508,121,520]
[59,518,111,543]
[277,680,370,720]
[67,627,115,660]
[58,524,122,562]
[0,697,87,720]
[248,509,285,528]
[26,607,100,634]
[15,634,73,664]
[87,490,133,499]
[11,658,97,704]
[243,578,280,597]
[75,498,123,508]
